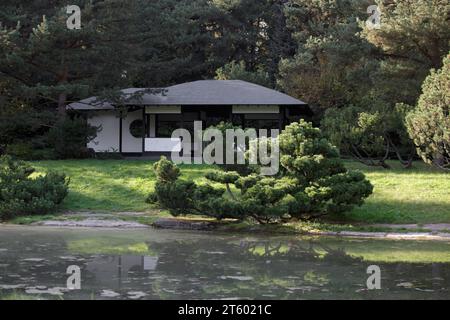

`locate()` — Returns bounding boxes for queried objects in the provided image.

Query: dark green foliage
[93,151,123,160]
[279,0,448,165]
[321,103,416,168]
[145,191,158,205]
[280,0,449,113]
[0,105,96,160]
[0,104,56,159]
[155,180,197,216]
[205,121,258,176]
[1,0,447,170]
[151,157,226,216]
[5,143,57,161]
[361,1,449,93]
[26,148,57,161]
[406,54,450,171]
[46,116,98,159]
[0,156,69,220]
[205,171,240,184]
[150,120,373,223]
[215,61,272,88]
[0,107,52,147]
[359,0,445,107]
[279,0,377,115]
[153,156,181,183]
[4,142,34,160]
[276,120,373,219]
[0,0,138,116]
[195,198,244,220]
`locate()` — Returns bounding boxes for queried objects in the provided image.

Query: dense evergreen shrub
[0,107,56,159]
[149,156,226,215]
[150,121,373,223]
[46,116,98,159]
[321,103,416,169]
[4,143,56,160]
[4,142,35,160]
[0,107,97,160]
[406,54,450,171]
[205,121,257,176]
[0,156,69,220]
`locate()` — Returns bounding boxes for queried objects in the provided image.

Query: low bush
[150,157,228,216]
[5,143,56,160]
[0,156,69,220]
[94,150,123,160]
[4,142,35,160]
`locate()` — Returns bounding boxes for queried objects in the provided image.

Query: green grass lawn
[31,159,215,212]
[30,159,450,224]
[341,161,450,224]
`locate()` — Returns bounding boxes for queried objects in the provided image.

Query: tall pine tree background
[0,0,449,166]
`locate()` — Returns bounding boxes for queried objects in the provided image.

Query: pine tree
[0,0,138,117]
[406,54,450,171]
[361,0,450,105]
[278,0,377,114]
[215,60,271,88]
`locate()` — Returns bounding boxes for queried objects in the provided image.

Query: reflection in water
[0,226,449,299]
[85,255,158,289]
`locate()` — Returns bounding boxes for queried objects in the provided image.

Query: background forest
[0,0,449,170]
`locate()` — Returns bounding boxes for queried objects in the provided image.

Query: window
[243,114,280,131]
[129,119,144,138]
[205,106,232,128]
[244,119,280,131]
[182,112,200,135]
[156,114,182,138]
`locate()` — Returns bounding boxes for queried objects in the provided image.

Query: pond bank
[4,212,450,241]
[153,218,450,241]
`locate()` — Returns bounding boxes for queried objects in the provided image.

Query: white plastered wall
[87,111,120,152]
[122,109,143,153]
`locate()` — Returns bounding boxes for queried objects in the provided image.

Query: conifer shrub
[0,156,69,220]
[150,121,373,223]
[406,54,450,171]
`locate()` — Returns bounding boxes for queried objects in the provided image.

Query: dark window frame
[155,114,183,138]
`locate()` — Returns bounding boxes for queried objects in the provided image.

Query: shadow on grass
[344,160,450,175]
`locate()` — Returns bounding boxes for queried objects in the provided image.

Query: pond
[0,226,449,299]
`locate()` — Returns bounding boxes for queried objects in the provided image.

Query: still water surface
[0,226,449,299]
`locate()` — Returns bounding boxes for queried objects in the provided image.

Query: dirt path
[16,211,450,240]
[36,219,149,228]
[31,211,151,229]
[371,223,450,232]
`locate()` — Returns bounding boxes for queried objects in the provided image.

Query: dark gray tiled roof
[67,80,306,110]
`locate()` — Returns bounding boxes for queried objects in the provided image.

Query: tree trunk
[57,62,69,119]
[58,92,67,119]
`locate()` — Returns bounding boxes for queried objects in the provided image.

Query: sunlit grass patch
[340,161,450,224]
